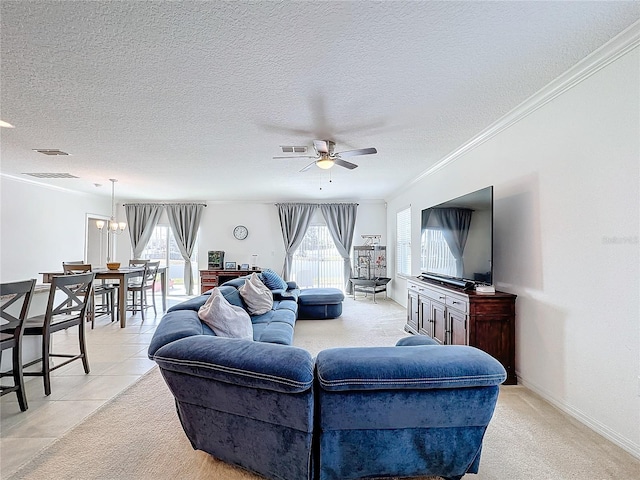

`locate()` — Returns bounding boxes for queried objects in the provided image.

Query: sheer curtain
[124,204,164,259]
[276,203,317,280]
[320,203,358,292]
[165,204,205,296]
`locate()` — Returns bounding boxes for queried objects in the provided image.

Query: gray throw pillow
[238,273,273,315]
[198,288,253,340]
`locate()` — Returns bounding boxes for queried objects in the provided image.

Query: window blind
[396,207,411,276]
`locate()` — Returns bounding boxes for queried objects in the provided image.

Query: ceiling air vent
[24,172,79,178]
[33,149,70,156]
[281,146,307,154]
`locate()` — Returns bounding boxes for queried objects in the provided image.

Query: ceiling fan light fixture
[316,157,335,169]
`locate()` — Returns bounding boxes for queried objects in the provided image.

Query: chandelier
[96,179,126,234]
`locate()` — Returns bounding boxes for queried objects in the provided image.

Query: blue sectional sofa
[151,276,301,348]
[149,288,507,480]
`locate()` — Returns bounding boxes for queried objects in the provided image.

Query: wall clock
[233,225,248,240]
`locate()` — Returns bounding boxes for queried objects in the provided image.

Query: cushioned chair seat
[298,288,344,320]
[152,336,315,480]
[315,345,506,480]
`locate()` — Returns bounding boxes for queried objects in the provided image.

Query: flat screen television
[420,186,493,289]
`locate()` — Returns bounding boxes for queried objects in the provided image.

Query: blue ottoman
[298,288,344,320]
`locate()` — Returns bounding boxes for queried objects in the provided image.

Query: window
[291,225,344,290]
[140,225,199,295]
[420,228,456,276]
[396,207,411,276]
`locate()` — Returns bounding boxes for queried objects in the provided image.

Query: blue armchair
[314,342,506,480]
[152,336,315,480]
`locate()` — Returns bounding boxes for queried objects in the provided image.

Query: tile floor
[0,293,184,478]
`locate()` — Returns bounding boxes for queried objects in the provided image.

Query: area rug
[9,297,640,479]
[8,367,257,480]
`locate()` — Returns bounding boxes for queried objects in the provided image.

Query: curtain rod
[274,202,359,206]
[122,203,207,207]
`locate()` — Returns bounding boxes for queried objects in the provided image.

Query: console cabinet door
[407,289,419,333]
[448,309,468,345]
[418,296,432,337]
[430,301,446,345]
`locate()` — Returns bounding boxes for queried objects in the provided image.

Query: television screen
[420,186,493,286]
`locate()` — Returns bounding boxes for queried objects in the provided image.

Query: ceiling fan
[273,140,377,172]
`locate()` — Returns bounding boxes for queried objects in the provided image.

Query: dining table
[40,266,167,328]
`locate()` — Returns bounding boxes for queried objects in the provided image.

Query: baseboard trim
[518,376,640,460]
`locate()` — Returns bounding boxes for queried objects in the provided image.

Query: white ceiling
[1,1,638,203]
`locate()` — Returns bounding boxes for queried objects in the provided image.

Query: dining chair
[0,279,36,411]
[126,261,159,320]
[129,259,149,267]
[62,262,116,328]
[23,272,95,396]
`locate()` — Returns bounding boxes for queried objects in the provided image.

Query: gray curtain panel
[165,204,205,296]
[276,203,317,281]
[430,208,473,276]
[125,204,164,260]
[320,203,358,293]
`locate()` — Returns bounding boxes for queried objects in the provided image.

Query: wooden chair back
[0,278,36,410]
[63,263,93,274]
[129,259,149,267]
[144,261,160,288]
[1,279,36,346]
[45,273,95,323]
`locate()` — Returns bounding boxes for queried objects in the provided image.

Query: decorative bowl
[106,262,121,270]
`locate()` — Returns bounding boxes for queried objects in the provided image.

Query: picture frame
[208,250,225,269]
[240,263,249,270]
[224,261,236,270]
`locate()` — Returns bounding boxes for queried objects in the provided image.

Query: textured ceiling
[1,1,639,202]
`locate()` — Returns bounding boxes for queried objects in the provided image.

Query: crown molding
[397,20,640,193]
[0,173,96,196]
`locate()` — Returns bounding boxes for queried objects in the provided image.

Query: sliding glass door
[291,225,344,290]
[140,225,199,295]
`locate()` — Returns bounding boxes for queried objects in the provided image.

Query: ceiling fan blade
[336,147,377,158]
[313,140,329,154]
[334,158,358,170]
[260,123,316,136]
[299,161,317,172]
[272,155,317,160]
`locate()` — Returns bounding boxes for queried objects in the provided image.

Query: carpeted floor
[8,297,640,479]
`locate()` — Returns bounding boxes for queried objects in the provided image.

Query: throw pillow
[261,268,288,291]
[198,288,253,340]
[238,273,273,315]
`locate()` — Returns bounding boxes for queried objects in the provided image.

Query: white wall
[385,46,639,457]
[192,201,386,276]
[1,176,386,285]
[0,176,112,282]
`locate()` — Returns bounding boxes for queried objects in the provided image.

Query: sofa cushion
[198,288,253,340]
[220,277,247,289]
[298,288,345,305]
[316,345,507,391]
[396,335,440,346]
[238,273,273,315]
[148,309,215,357]
[167,293,210,313]
[153,335,314,394]
[261,268,288,290]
